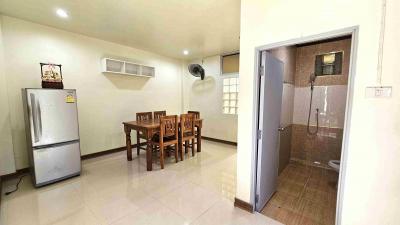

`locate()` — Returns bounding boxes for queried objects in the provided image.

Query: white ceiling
[0,0,240,60]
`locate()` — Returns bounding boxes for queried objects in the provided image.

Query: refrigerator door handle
[37,99,42,141]
[30,93,40,143]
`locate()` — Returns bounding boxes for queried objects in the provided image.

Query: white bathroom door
[255,51,283,211]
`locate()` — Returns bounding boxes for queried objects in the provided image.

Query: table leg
[136,132,140,155]
[124,125,132,161]
[146,129,153,171]
[197,125,202,152]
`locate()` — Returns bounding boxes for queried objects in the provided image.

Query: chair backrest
[136,112,152,121]
[160,115,178,139]
[154,111,167,120]
[180,114,195,135]
[188,111,200,120]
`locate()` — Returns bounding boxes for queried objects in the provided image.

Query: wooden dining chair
[188,111,200,151]
[153,110,166,120]
[151,115,179,169]
[179,114,196,158]
[136,112,153,155]
[188,111,200,120]
[153,111,167,153]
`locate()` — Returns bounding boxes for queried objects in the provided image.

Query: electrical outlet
[365,86,392,98]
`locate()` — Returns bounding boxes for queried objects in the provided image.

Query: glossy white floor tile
[158,182,221,222]
[192,198,282,225]
[1,140,282,225]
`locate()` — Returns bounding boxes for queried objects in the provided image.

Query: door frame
[251,26,359,225]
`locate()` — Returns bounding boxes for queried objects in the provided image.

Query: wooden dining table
[123,118,203,171]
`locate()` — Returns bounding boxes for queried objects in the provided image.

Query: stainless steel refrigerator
[22,89,81,187]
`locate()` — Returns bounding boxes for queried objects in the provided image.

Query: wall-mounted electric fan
[188,64,205,80]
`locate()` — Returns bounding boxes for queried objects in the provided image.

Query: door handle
[278,127,285,132]
[30,93,39,142]
[37,100,42,141]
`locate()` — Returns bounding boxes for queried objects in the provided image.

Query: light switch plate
[365,86,392,98]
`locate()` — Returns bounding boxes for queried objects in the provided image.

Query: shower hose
[307,86,319,135]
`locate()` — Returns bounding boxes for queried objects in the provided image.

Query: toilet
[328,160,340,172]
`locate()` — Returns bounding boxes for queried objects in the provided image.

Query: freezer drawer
[33,142,81,186]
[26,89,79,147]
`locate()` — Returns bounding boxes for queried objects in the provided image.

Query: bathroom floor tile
[268,191,301,212]
[193,198,283,225]
[278,180,305,198]
[261,162,338,225]
[262,202,299,225]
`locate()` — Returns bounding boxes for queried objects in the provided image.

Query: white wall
[1,16,184,169]
[0,16,16,175]
[237,0,400,224]
[183,56,238,142]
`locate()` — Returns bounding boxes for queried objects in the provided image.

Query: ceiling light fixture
[183,50,189,55]
[56,8,69,18]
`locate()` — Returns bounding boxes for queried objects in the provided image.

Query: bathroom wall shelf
[101,58,155,78]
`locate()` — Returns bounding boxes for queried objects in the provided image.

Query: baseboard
[234,197,253,213]
[201,136,237,146]
[80,147,125,160]
[1,137,232,180]
[290,158,333,170]
[81,142,147,160]
[0,168,30,181]
[0,142,147,180]
[0,137,232,181]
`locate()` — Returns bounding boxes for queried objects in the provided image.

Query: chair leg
[191,139,195,156]
[193,136,197,152]
[180,140,184,161]
[136,132,140,155]
[160,143,164,169]
[185,141,188,153]
[174,143,179,163]
[167,146,171,157]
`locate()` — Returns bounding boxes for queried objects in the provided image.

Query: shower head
[309,73,316,84]
[309,73,316,91]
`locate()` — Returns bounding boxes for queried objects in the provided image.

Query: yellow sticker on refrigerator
[66,94,75,103]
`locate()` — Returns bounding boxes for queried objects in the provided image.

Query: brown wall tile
[279,125,292,174]
[295,38,351,87]
[290,124,343,168]
[270,46,297,84]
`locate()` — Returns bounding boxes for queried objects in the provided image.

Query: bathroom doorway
[253,27,358,225]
